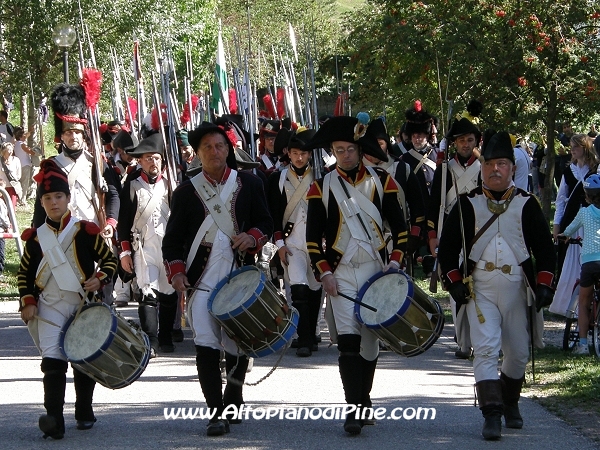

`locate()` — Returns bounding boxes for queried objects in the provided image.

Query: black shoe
[76,418,97,430]
[315,335,322,343]
[312,343,319,352]
[455,349,472,359]
[172,329,184,343]
[159,344,175,353]
[504,404,523,429]
[296,347,312,357]
[290,338,299,348]
[115,300,129,307]
[39,415,64,440]
[343,415,362,435]
[206,419,230,436]
[482,414,502,440]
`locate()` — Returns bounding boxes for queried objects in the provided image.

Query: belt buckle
[501,264,511,274]
[484,261,495,272]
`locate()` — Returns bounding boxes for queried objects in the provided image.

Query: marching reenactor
[427,117,482,359]
[162,123,273,436]
[257,119,283,176]
[117,133,177,356]
[18,160,117,439]
[110,128,139,186]
[304,116,408,435]
[267,126,322,357]
[438,131,555,440]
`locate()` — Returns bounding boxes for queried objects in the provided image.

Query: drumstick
[187,286,211,293]
[228,221,245,283]
[34,315,61,328]
[74,258,103,324]
[337,292,378,312]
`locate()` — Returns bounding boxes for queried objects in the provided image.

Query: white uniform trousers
[467,271,529,381]
[134,233,174,296]
[329,248,380,361]
[188,231,242,355]
[283,244,320,290]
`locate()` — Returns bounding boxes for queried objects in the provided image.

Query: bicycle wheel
[593,301,600,357]
[563,285,580,351]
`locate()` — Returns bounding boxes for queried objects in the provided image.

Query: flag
[210,24,229,114]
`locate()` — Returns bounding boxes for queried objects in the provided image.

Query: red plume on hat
[180,95,199,127]
[262,94,277,119]
[126,97,138,128]
[276,88,286,119]
[228,89,238,115]
[151,104,168,130]
[80,68,102,110]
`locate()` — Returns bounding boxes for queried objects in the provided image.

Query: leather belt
[475,260,518,275]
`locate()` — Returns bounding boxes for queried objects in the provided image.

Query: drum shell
[356,270,444,357]
[208,266,298,358]
[60,303,151,389]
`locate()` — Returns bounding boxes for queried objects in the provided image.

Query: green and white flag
[210,24,228,114]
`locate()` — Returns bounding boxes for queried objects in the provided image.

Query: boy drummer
[18,159,117,439]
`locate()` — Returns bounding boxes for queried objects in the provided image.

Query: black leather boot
[73,367,96,430]
[158,292,178,352]
[223,353,249,424]
[338,334,363,435]
[361,356,378,425]
[196,346,229,436]
[291,284,313,357]
[40,358,68,440]
[501,372,524,429]
[476,379,503,440]
[309,288,323,351]
[138,295,159,354]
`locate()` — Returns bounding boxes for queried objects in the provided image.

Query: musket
[288,60,304,126]
[150,71,175,200]
[27,70,45,159]
[308,49,318,130]
[302,67,311,127]
[451,170,485,324]
[133,40,148,136]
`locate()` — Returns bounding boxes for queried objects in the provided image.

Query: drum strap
[187,170,237,270]
[36,219,85,296]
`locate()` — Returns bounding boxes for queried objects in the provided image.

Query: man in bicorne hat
[438,131,555,440]
[267,126,322,357]
[427,117,482,359]
[162,122,273,437]
[118,133,177,356]
[257,119,282,176]
[304,116,408,435]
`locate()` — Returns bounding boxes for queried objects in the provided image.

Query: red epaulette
[80,221,102,235]
[306,182,322,200]
[21,227,37,241]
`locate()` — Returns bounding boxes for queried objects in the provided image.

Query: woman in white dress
[0,141,22,208]
[550,134,599,315]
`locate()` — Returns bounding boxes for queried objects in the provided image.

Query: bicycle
[561,238,600,356]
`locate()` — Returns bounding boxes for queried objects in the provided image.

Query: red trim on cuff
[316,260,333,275]
[428,230,437,240]
[446,269,462,284]
[166,261,186,283]
[274,231,284,242]
[106,218,118,229]
[410,225,421,237]
[246,228,266,255]
[120,241,132,252]
[20,294,37,309]
[390,249,404,263]
[537,271,554,288]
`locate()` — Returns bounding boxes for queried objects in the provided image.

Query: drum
[208,266,298,358]
[60,302,151,389]
[355,270,444,357]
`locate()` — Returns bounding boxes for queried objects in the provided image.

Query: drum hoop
[355,269,414,324]
[59,302,118,363]
[208,266,265,320]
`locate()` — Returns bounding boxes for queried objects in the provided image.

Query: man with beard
[118,133,177,356]
[33,84,120,240]
[267,126,321,357]
[427,117,482,359]
[438,131,555,440]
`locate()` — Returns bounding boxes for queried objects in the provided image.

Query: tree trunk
[541,85,557,223]
[20,93,28,129]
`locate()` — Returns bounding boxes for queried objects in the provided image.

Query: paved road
[0,300,596,449]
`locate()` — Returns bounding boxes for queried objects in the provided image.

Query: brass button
[501,265,511,274]
[484,261,495,271]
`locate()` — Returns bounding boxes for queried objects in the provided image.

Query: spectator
[0,142,22,208]
[12,127,35,205]
[0,111,14,143]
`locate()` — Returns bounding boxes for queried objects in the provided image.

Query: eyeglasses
[332,146,358,155]
[142,155,162,163]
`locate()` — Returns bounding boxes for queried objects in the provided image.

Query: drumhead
[209,266,263,316]
[61,304,117,362]
[356,270,413,326]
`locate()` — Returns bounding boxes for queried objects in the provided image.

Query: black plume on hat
[50,83,87,141]
[404,100,434,136]
[481,130,514,163]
